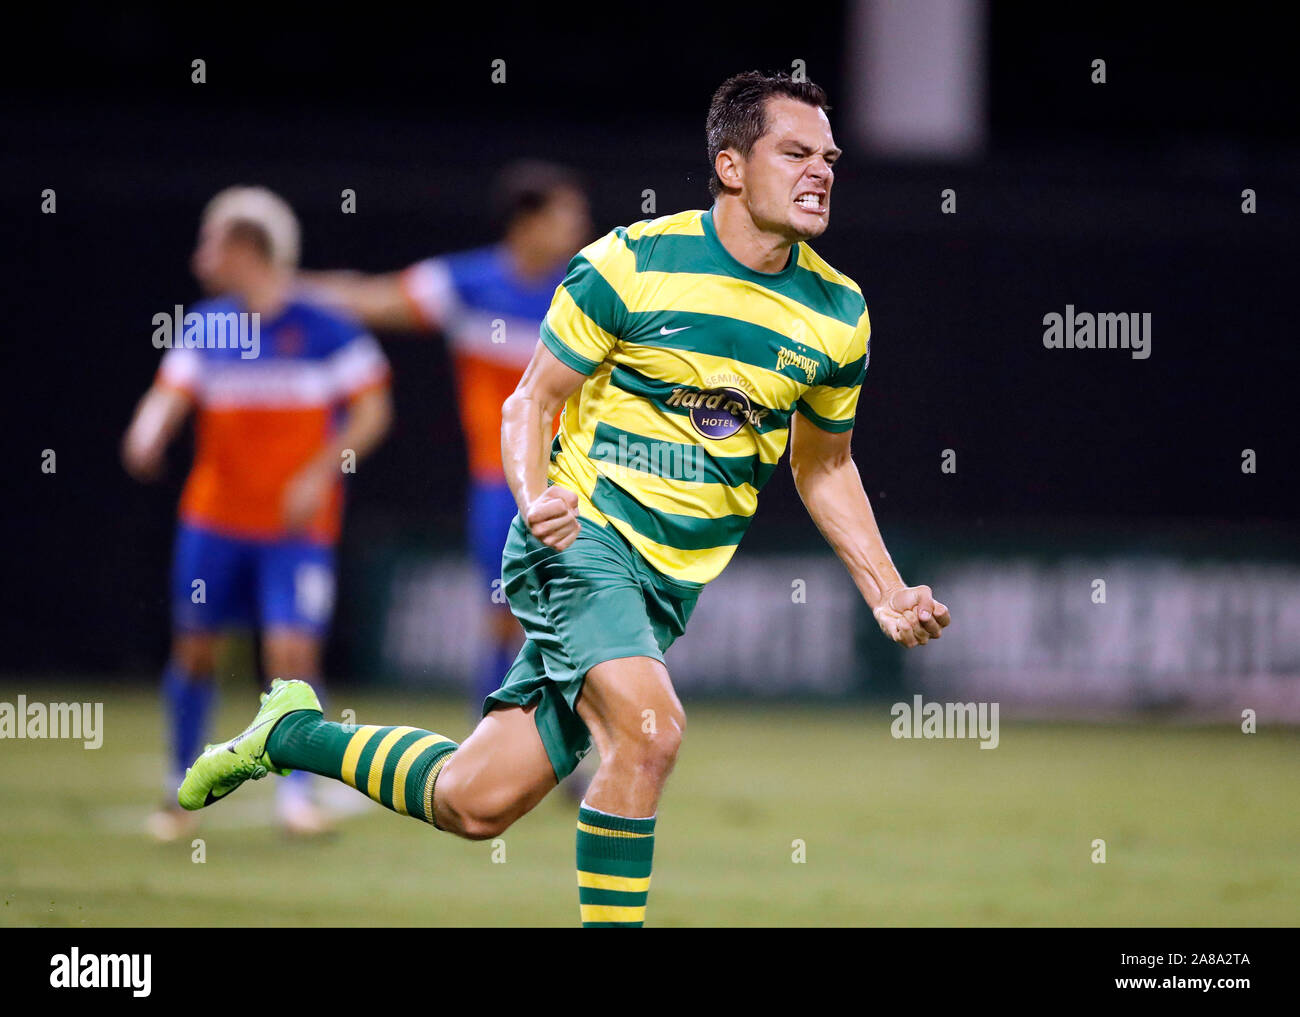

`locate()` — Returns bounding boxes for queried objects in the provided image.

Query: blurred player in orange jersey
[123,187,394,840]
[303,162,591,730]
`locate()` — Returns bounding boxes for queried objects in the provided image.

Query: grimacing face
[733,96,840,243]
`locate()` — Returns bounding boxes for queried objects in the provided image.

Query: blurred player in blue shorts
[305,162,590,726]
[123,187,393,839]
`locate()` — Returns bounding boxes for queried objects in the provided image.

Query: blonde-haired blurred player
[123,187,393,839]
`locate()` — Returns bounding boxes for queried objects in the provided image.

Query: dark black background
[4,4,1297,674]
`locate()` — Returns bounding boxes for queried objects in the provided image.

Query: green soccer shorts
[484,511,702,781]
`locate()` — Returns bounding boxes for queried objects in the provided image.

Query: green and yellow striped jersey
[540,206,871,587]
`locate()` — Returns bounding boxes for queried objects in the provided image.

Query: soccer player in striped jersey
[124,188,393,839]
[178,72,949,927]
[301,163,590,724]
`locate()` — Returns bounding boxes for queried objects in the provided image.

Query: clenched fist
[525,485,581,550]
[873,584,950,648]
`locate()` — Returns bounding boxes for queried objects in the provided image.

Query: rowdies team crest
[665,375,770,439]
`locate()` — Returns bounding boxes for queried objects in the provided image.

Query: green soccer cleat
[177,678,321,811]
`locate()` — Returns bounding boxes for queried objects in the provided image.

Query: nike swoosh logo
[204,785,236,806]
[222,715,278,756]
[659,325,691,336]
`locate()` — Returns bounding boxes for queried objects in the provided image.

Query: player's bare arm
[789,412,950,648]
[298,269,426,332]
[121,384,193,481]
[500,342,586,551]
[282,385,394,531]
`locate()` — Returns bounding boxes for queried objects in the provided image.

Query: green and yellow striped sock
[576,802,655,928]
[266,711,456,826]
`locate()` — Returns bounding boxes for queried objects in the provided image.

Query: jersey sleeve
[538,228,634,375]
[155,346,203,398]
[794,306,871,433]
[400,256,458,331]
[329,331,391,400]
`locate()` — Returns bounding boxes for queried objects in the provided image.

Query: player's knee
[452,789,518,841]
[435,767,520,841]
[649,703,686,755]
[609,708,684,787]
[457,810,513,841]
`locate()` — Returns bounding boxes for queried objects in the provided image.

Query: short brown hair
[706,71,830,197]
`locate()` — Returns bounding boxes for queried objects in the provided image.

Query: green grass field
[2,681,1297,926]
